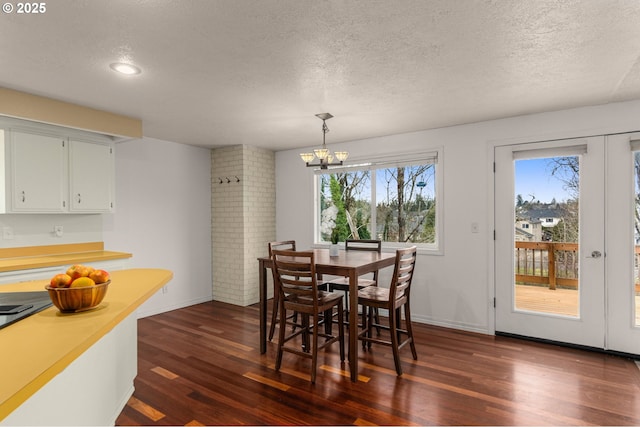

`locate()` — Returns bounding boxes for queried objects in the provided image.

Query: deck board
[516,284,640,323]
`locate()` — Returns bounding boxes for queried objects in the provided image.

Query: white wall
[276,100,640,335]
[103,137,212,317]
[0,213,102,248]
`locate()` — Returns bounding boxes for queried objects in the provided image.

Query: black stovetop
[0,291,52,330]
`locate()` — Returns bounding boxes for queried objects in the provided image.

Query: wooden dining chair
[267,240,296,341]
[357,246,418,376]
[324,239,382,326]
[271,249,345,383]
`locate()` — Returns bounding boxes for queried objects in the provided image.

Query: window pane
[634,152,640,326]
[319,170,371,242]
[375,164,436,243]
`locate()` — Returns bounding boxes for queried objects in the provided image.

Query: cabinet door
[10,131,66,212]
[69,140,113,212]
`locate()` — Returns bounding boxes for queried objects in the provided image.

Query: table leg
[259,259,267,354]
[349,271,358,381]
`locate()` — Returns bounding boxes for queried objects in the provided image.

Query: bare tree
[546,156,579,243]
[380,164,434,242]
[547,156,579,198]
[335,170,369,213]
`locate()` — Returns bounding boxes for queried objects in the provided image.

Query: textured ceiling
[2,0,640,150]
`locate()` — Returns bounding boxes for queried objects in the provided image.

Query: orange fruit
[70,277,95,288]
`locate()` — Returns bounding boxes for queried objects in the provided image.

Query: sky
[515,157,574,203]
[375,165,435,203]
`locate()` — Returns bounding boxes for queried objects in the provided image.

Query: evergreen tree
[329,175,349,242]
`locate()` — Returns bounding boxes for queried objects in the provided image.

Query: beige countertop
[0,242,132,273]
[0,268,173,421]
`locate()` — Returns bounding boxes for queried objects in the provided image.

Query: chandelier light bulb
[335,151,349,162]
[300,153,315,163]
[314,148,329,160]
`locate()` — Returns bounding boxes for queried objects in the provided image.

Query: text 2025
[17,2,46,13]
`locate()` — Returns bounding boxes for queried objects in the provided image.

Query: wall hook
[235,176,240,183]
[218,177,223,184]
[226,177,231,183]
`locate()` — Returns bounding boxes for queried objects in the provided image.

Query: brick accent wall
[211,145,275,306]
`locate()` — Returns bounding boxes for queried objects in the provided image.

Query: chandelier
[300,113,348,169]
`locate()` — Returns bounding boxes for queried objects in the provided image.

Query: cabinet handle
[77,193,81,204]
[21,191,25,203]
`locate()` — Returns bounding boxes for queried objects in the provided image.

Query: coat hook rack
[218,176,240,184]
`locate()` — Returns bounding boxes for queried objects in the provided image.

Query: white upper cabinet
[10,131,67,212]
[69,139,114,212]
[0,120,116,214]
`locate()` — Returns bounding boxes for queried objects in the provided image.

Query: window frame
[313,148,444,255]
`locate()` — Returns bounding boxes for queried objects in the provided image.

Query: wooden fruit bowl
[45,280,110,313]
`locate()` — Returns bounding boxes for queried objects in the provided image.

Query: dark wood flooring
[116,300,640,426]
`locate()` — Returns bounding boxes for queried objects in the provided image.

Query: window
[315,150,442,252]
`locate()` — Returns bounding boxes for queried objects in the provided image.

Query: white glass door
[605,132,640,355]
[495,137,605,348]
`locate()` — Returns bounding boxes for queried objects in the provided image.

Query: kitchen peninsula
[0,268,173,426]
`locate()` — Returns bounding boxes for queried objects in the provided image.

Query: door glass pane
[634,152,640,326]
[514,156,579,317]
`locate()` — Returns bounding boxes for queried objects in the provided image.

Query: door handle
[587,250,602,258]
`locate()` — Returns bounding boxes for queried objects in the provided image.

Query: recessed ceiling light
[109,62,142,75]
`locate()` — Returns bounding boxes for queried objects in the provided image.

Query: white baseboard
[136,296,213,319]
[410,314,491,335]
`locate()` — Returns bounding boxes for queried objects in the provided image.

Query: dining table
[257,247,396,382]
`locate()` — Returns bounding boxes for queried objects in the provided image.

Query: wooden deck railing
[515,242,640,292]
[515,241,579,290]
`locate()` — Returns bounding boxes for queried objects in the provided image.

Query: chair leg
[302,314,310,352]
[367,306,373,349]
[330,287,350,328]
[396,308,402,343]
[275,301,287,372]
[370,282,381,335]
[268,292,279,341]
[311,314,319,383]
[389,306,403,376]
[324,308,332,336]
[404,303,418,360]
[360,305,367,350]
[337,303,345,361]
[373,307,381,336]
